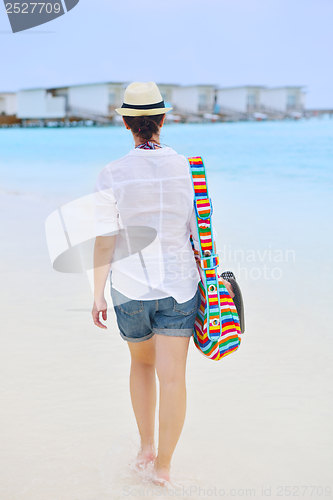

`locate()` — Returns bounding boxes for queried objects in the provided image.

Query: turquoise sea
[0,118,332,198]
[1,118,332,311]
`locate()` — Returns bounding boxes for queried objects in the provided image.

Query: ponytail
[123,114,164,140]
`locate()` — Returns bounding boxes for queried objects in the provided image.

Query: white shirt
[93,146,202,303]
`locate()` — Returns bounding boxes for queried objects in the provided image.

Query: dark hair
[123,114,164,141]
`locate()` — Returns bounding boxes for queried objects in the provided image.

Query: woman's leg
[154,335,191,481]
[127,335,157,464]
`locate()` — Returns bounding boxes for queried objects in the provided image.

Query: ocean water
[1,118,332,292]
[1,118,333,199]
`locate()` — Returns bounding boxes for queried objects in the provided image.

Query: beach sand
[1,191,332,500]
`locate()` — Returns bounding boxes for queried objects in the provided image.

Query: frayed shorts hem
[118,328,194,343]
[153,328,193,337]
[118,329,155,343]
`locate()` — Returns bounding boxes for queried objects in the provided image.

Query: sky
[1,0,332,108]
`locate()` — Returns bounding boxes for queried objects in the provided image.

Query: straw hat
[116,82,172,116]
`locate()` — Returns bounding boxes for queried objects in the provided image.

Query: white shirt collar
[127,146,177,157]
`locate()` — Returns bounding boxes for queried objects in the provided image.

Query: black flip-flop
[220,271,245,333]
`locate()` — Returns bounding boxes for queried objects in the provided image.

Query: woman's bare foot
[152,457,170,485]
[134,446,156,469]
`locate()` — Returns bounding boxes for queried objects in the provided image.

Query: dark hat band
[121,100,165,110]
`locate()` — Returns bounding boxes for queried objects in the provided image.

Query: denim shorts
[110,285,200,343]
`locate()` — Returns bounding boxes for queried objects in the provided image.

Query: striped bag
[188,156,242,361]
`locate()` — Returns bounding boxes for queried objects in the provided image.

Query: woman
[91,82,202,485]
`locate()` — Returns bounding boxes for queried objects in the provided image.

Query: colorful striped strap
[188,156,222,341]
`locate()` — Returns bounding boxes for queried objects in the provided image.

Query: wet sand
[1,192,332,500]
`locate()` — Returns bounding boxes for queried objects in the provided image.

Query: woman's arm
[92,235,116,329]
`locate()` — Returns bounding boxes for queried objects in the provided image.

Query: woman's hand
[221,278,235,299]
[92,298,108,329]
[93,236,116,329]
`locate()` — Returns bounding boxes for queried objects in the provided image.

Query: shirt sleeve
[93,168,123,236]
